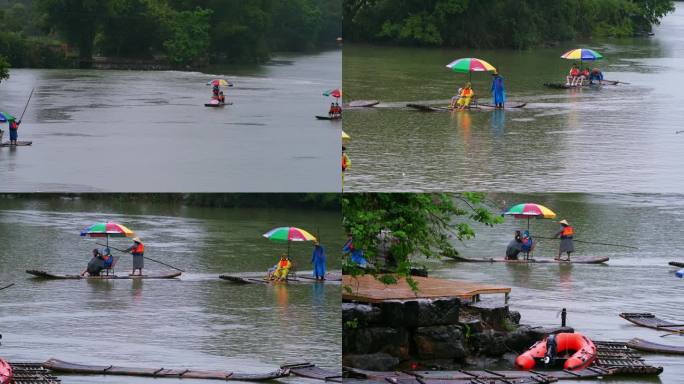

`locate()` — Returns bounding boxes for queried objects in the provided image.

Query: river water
[343,6,684,192]
[0,196,342,383]
[422,193,684,383]
[0,50,341,192]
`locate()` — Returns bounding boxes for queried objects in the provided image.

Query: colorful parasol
[263,226,317,257]
[561,48,603,61]
[80,222,136,247]
[446,57,497,82]
[323,89,342,99]
[0,112,16,122]
[503,203,556,231]
[207,79,233,87]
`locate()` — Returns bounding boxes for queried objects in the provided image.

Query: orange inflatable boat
[515,332,597,371]
[0,357,12,384]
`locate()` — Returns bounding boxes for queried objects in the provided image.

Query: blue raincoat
[343,239,368,267]
[311,244,327,278]
[491,75,506,105]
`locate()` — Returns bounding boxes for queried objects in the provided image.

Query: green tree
[0,55,9,83]
[38,0,109,67]
[342,193,502,280]
[98,0,164,57]
[161,7,212,66]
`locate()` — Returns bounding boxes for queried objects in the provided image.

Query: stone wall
[343,298,572,371]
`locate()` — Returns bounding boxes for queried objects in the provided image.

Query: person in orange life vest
[456,83,474,110]
[218,91,225,104]
[272,254,292,281]
[8,119,20,146]
[554,220,575,261]
[335,103,342,118]
[579,67,590,85]
[342,146,350,172]
[328,102,336,117]
[126,237,145,275]
[566,64,580,86]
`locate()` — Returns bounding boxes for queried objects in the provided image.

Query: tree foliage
[0,0,341,67]
[343,0,675,48]
[0,55,9,83]
[342,193,503,278]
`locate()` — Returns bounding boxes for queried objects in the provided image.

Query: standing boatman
[126,237,145,276]
[554,220,575,261]
[7,118,20,146]
[311,240,327,280]
[491,72,506,109]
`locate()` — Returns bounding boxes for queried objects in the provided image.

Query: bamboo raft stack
[281,363,342,382]
[9,363,60,384]
[343,341,662,383]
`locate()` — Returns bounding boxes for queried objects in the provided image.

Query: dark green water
[424,193,684,383]
[343,5,684,192]
[0,197,342,383]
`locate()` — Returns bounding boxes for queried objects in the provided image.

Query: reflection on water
[424,193,684,384]
[343,6,684,192]
[0,197,342,383]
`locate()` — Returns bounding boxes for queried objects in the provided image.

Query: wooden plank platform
[342,275,511,304]
[10,363,61,384]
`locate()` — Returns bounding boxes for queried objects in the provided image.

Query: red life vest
[132,242,144,254]
[9,120,18,130]
[279,259,290,268]
[561,226,574,237]
[342,154,349,171]
[570,68,579,76]
[461,88,473,97]
[582,69,590,77]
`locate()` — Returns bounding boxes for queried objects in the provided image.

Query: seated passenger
[506,230,523,260]
[456,83,474,110]
[218,91,226,104]
[589,68,604,84]
[566,64,580,86]
[81,249,105,277]
[272,254,292,282]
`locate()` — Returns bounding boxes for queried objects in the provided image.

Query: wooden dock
[342,275,511,304]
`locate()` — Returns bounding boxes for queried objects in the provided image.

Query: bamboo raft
[0,141,32,147]
[219,272,342,285]
[344,100,380,108]
[41,358,288,381]
[627,338,684,355]
[619,312,684,333]
[448,255,609,264]
[406,102,527,112]
[543,80,621,89]
[8,363,60,384]
[26,270,181,280]
[344,340,662,382]
[669,261,684,268]
[281,363,342,382]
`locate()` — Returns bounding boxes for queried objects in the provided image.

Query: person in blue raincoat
[343,234,368,268]
[311,240,327,280]
[491,72,506,109]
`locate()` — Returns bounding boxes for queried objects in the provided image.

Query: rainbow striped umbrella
[446,58,496,82]
[504,203,557,231]
[323,89,342,99]
[561,48,603,61]
[0,112,15,122]
[80,222,136,247]
[207,79,233,87]
[263,226,317,257]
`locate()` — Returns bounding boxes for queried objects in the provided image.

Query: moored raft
[669,261,684,268]
[315,115,342,120]
[344,100,380,108]
[626,338,684,355]
[447,255,609,264]
[41,358,288,381]
[619,312,684,332]
[26,270,181,280]
[543,80,621,89]
[281,363,342,382]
